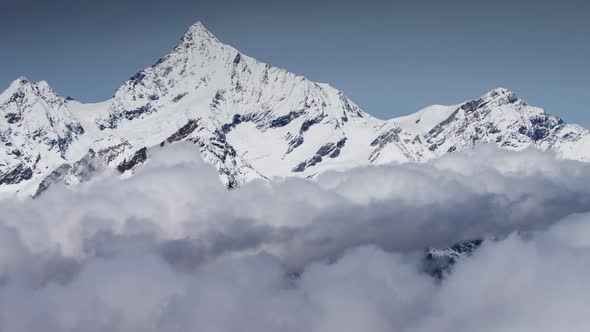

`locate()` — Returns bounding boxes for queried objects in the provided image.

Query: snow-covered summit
[0,77,85,190]
[1,77,54,102]
[1,22,589,195]
[422,86,587,157]
[482,87,519,103]
[180,21,223,46]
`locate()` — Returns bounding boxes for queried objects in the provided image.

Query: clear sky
[1,0,589,125]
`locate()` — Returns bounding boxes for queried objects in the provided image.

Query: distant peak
[488,87,512,95]
[187,21,208,34]
[8,76,30,88]
[484,87,518,102]
[1,77,57,102]
[178,21,221,47]
[1,77,31,99]
[8,77,53,90]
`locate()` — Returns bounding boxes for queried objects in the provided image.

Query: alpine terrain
[1,22,589,196]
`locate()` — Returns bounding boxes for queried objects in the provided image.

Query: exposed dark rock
[292,162,307,173]
[210,90,225,109]
[287,136,304,154]
[172,93,187,103]
[153,56,167,67]
[270,110,305,128]
[311,154,322,164]
[300,115,326,133]
[117,147,148,173]
[193,132,248,189]
[292,138,347,172]
[293,155,323,173]
[515,114,564,142]
[123,105,153,121]
[339,92,363,118]
[233,53,242,65]
[34,150,102,197]
[329,148,341,158]
[428,109,460,137]
[370,128,402,147]
[128,72,146,86]
[423,239,483,279]
[460,99,482,113]
[317,143,335,157]
[532,128,550,140]
[96,141,132,164]
[166,119,199,143]
[208,131,238,161]
[45,123,85,158]
[5,113,22,124]
[221,114,250,134]
[0,164,33,185]
[8,91,25,103]
[507,93,518,103]
[99,104,157,130]
[34,164,72,197]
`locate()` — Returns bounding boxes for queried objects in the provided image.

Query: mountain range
[1,22,589,196]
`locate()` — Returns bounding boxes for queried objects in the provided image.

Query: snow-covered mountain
[0,78,85,188]
[1,22,589,195]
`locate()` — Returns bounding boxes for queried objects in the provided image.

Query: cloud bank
[1,143,590,331]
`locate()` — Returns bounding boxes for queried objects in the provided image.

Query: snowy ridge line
[1,22,589,196]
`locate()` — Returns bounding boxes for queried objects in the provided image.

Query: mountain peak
[13,76,30,84]
[177,21,221,48]
[483,87,519,104]
[186,21,209,34]
[0,77,61,112]
[5,76,30,90]
[6,77,53,91]
[1,77,31,101]
[1,23,589,195]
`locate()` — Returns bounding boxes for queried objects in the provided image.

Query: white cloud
[0,142,589,331]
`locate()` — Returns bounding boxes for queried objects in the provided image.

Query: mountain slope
[90,22,398,183]
[0,78,85,190]
[1,22,589,195]
[423,88,590,160]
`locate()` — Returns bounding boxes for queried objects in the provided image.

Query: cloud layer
[1,143,590,331]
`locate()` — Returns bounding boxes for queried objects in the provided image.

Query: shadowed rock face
[2,24,590,196]
[165,119,200,144]
[117,148,148,173]
[0,163,33,185]
[423,239,484,280]
[293,138,348,172]
[33,150,102,197]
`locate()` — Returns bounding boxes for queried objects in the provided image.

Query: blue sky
[1,0,588,125]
